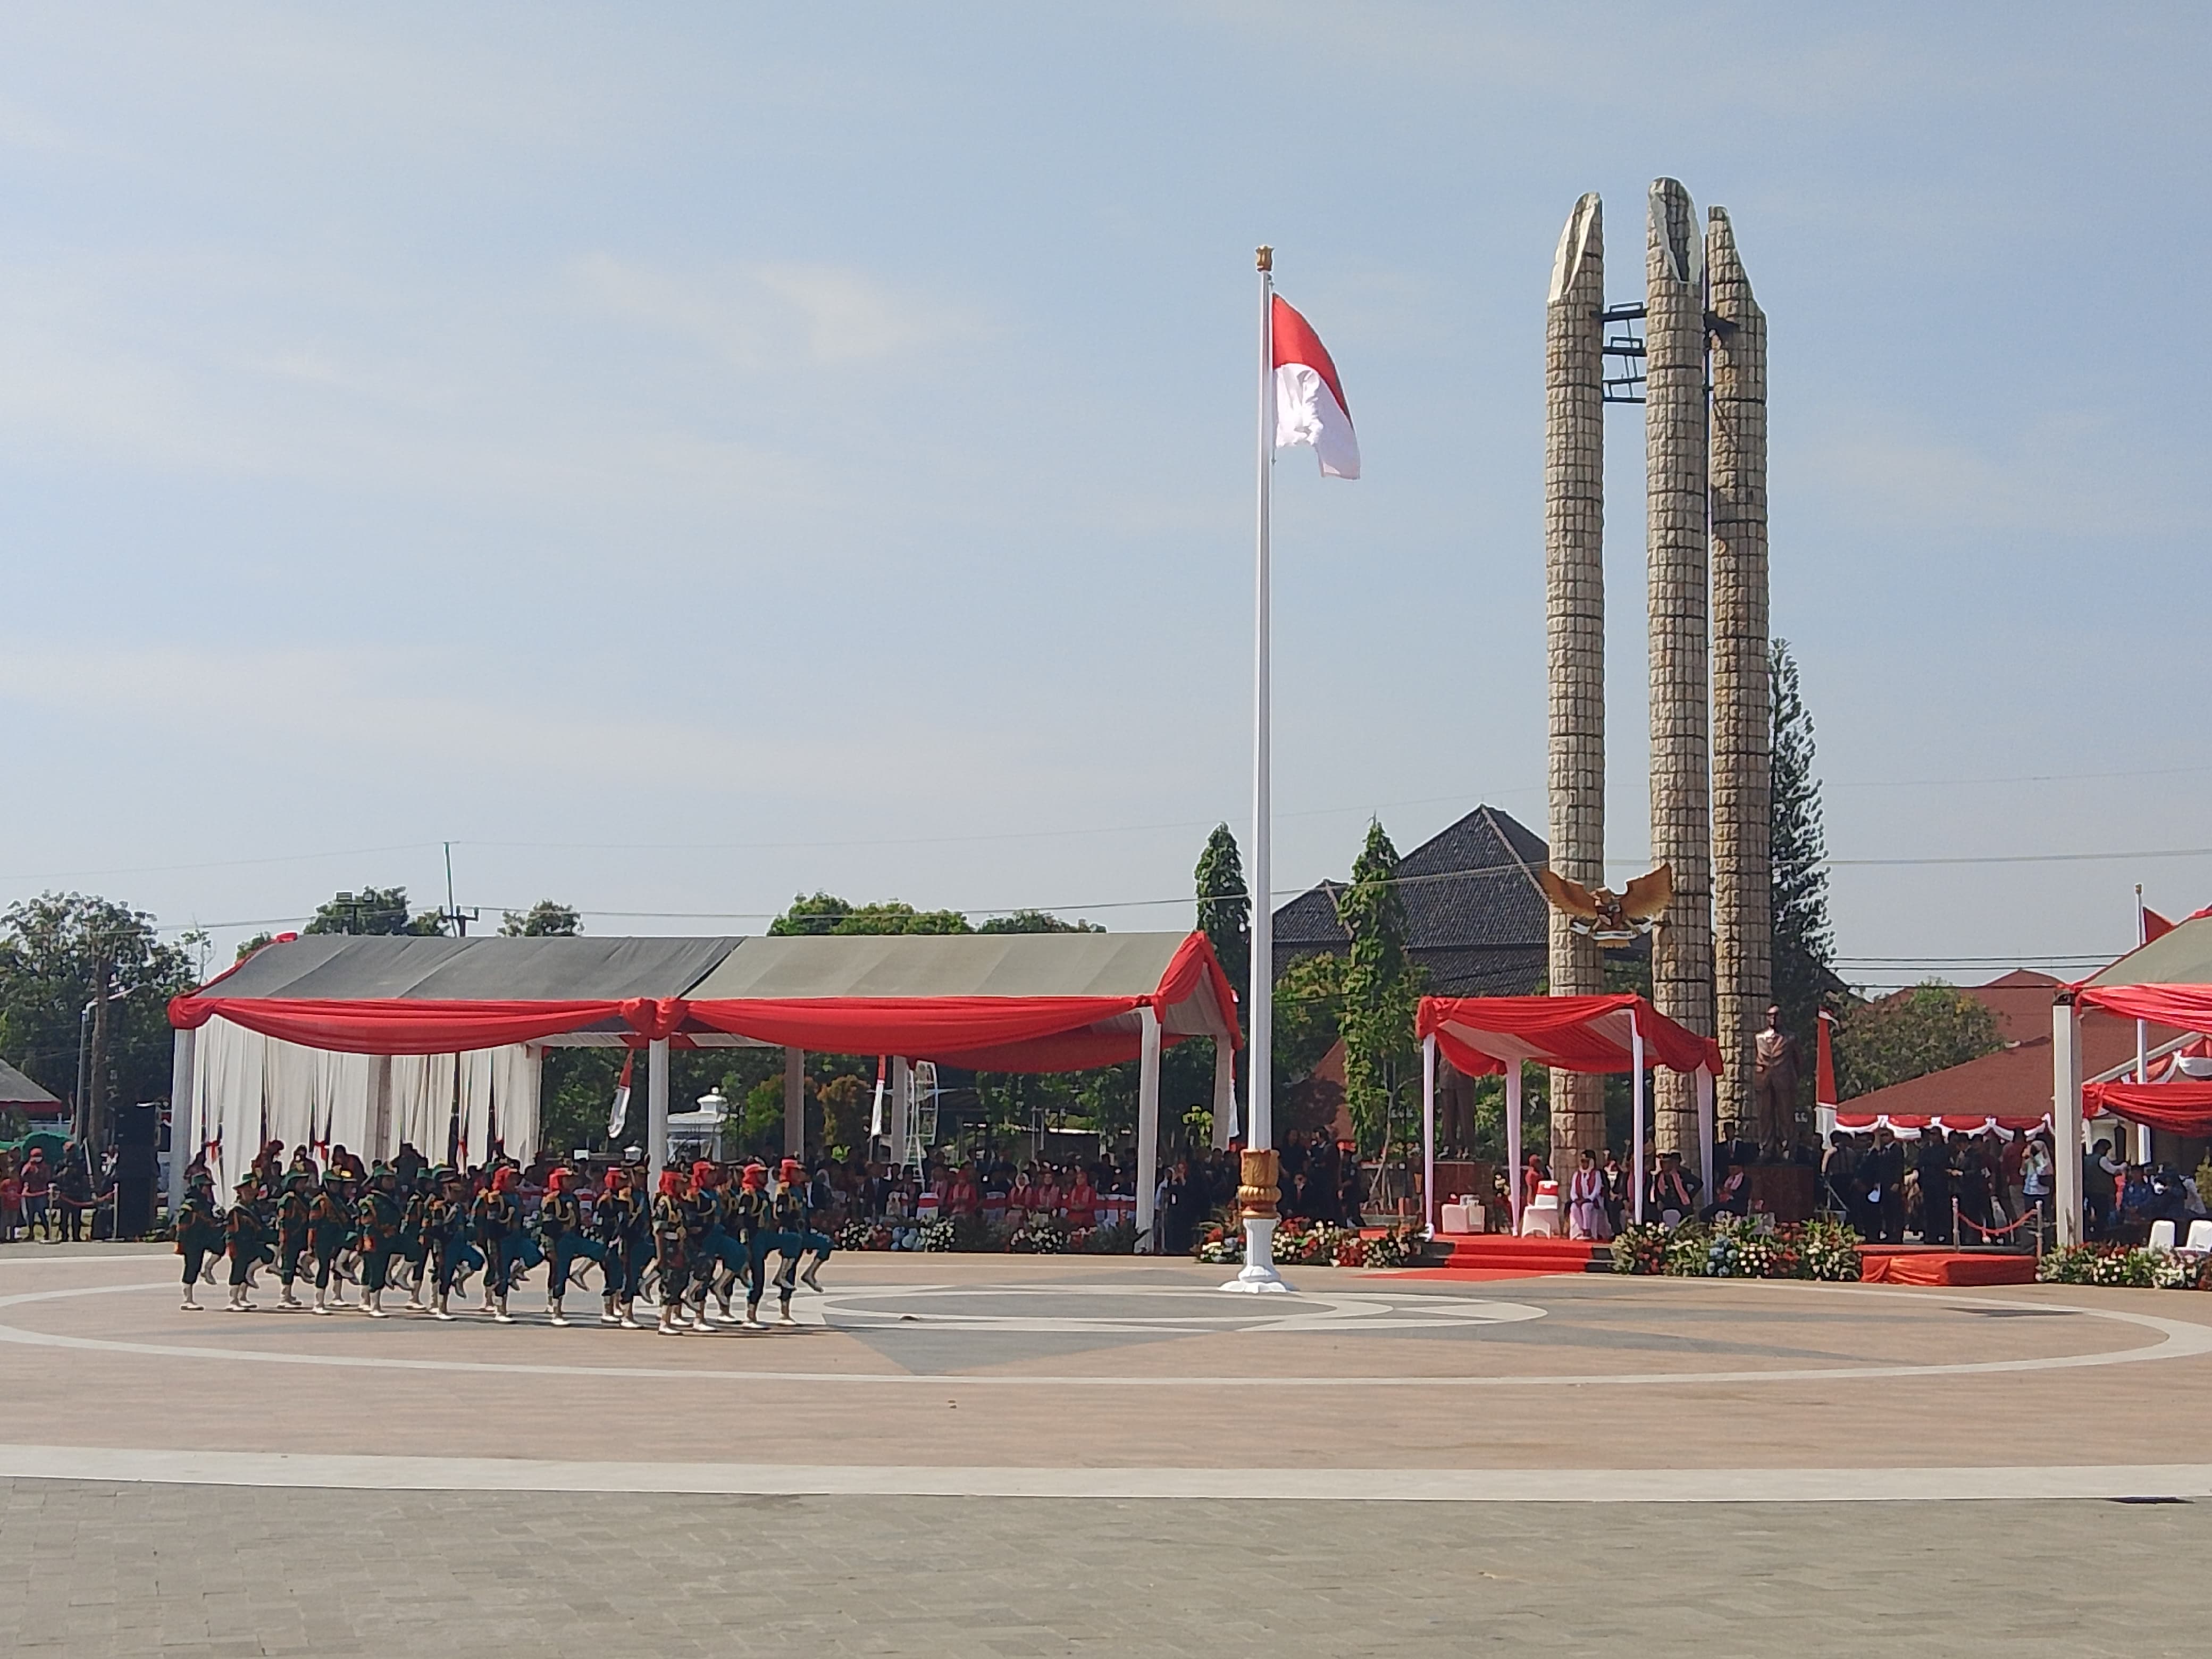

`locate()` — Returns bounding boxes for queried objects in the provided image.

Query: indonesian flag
[607,1050,633,1137]
[1272,294,1359,479]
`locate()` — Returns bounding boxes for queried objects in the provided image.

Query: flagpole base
[1220,1218,1291,1293]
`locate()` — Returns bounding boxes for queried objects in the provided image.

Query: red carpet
[1412,1235,1610,1277]
[1859,1247,2037,1286]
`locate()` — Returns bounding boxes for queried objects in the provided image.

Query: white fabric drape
[187,1018,539,1182]
[390,1054,457,1163]
[457,1049,496,1167]
[492,1046,542,1163]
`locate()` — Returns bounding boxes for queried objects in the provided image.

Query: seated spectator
[1699,1160,1750,1223]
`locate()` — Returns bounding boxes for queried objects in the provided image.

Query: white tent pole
[1631,1016,1647,1226]
[1696,1067,1715,1204]
[1136,1007,1162,1252]
[1505,1064,1523,1234]
[166,1027,196,1215]
[1420,1034,1436,1235]
[1210,1038,1237,1150]
[889,1057,911,1171]
[647,1037,670,1186]
[784,1046,805,1159]
[2053,995,2083,1247]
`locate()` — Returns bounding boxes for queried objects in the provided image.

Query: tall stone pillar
[1644,179,1712,1155]
[1544,192,1608,1168]
[1707,208,1773,1143]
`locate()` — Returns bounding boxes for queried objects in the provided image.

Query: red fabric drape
[1416,994,1723,1078]
[168,995,684,1055]
[2082,1080,2212,1136]
[2072,983,2212,1026]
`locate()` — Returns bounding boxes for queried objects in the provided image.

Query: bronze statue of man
[1752,1005,1802,1144]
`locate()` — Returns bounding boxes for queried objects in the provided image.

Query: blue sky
[1,3,2206,988]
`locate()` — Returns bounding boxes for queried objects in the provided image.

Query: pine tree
[1770,639,1835,1036]
[1194,824,1250,1009]
[1334,820,1421,1157]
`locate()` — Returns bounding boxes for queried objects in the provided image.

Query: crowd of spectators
[0,1142,117,1242]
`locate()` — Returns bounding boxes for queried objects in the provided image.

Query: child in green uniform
[274,1171,312,1310]
[174,1177,223,1310]
[223,1178,267,1312]
[307,1171,351,1314]
[355,1164,404,1319]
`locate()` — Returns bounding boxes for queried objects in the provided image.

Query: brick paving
[0,1482,2202,1657]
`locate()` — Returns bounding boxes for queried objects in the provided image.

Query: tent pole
[1420,1034,1436,1235]
[2053,995,2083,1247]
[1696,1067,1715,1205]
[1136,1007,1162,1252]
[1505,1064,1523,1234]
[1631,1016,1647,1226]
[784,1046,805,1160]
[889,1057,911,1172]
[647,1037,670,1187]
[166,1027,196,1217]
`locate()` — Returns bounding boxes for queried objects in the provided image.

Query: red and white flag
[1272,294,1359,479]
[607,1050,634,1138]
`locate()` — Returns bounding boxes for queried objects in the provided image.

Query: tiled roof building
[1271,806,1563,997]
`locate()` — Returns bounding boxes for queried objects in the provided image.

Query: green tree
[1833,983,2004,1099]
[304,886,445,937]
[768,893,971,935]
[0,892,196,1146]
[1194,823,1250,1010]
[500,900,581,937]
[1771,639,1835,1037]
[1334,820,1422,1155]
[976,909,1102,934]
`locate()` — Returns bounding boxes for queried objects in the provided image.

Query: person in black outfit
[1916,1128,1954,1244]
[1859,1128,1906,1244]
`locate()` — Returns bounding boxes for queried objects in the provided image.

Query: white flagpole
[2135,885,2150,1086]
[1227,244,1287,1293]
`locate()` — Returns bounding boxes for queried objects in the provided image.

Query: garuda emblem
[1537,864,1672,948]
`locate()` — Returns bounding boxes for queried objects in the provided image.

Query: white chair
[2149,1219,2177,1251]
[2186,1219,2212,1253]
[1520,1179,1563,1238]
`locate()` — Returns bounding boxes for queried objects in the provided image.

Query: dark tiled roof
[1272,805,1552,997]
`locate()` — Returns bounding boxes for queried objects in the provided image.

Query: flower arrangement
[1079,1219,1137,1255]
[1662,1220,1714,1277]
[917,1218,959,1253]
[2037,1244,2157,1286]
[835,1220,893,1252]
[1195,1222,1244,1264]
[1008,1217,1069,1254]
[1360,1227,1421,1269]
[1610,1222,1669,1275]
[1795,1217,1861,1282]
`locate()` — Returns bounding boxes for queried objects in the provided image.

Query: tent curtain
[2073,984,2212,1028]
[2081,1080,2212,1137]
[167,995,686,1055]
[1416,994,1724,1079]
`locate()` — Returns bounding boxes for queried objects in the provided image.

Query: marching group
[170,1140,833,1335]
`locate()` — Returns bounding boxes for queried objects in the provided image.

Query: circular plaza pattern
[2,1246,2210,1502]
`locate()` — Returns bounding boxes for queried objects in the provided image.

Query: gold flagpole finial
[1255,245,1273,273]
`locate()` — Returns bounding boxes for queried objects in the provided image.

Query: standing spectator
[0,1153,21,1243]
[2020,1132,2054,1243]
[1860,1127,1907,1244]
[20,1148,52,1241]
[1916,1128,1954,1244]
[2083,1138,2119,1240]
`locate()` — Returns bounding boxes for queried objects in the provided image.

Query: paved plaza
[1,1244,2207,1655]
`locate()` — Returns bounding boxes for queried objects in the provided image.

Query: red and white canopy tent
[169,931,1239,1246]
[2054,912,2212,1244]
[1414,994,1725,1233]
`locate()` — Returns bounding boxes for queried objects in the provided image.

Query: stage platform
[1415,1235,1611,1276]
[1858,1246,2039,1286]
